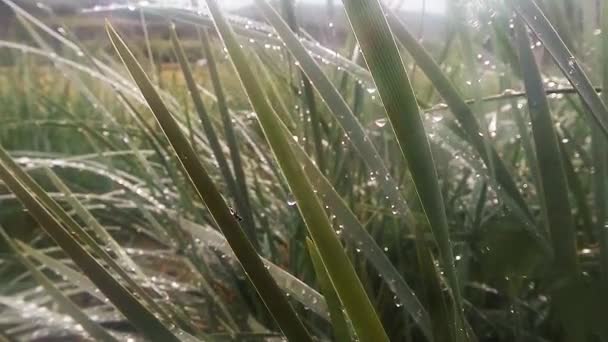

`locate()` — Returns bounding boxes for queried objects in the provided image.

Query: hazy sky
[219,0,446,13]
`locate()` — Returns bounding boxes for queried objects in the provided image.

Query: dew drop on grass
[287,195,297,206]
[374,118,388,128]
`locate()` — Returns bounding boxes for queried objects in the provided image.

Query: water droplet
[374,118,388,128]
[287,196,297,206]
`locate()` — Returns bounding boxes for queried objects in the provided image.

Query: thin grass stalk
[198,28,256,248]
[280,0,325,172]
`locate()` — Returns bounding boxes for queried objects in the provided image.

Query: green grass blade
[306,238,352,342]
[0,229,119,342]
[340,1,468,339]
[203,1,389,340]
[512,0,608,139]
[279,0,325,172]
[105,22,312,342]
[0,157,183,342]
[514,18,579,275]
[198,28,257,249]
[169,25,258,248]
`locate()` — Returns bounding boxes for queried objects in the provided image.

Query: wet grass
[0,0,607,341]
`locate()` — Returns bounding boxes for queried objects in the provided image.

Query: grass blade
[306,238,352,342]
[340,1,468,339]
[198,28,257,248]
[169,25,258,248]
[179,218,330,320]
[514,18,579,275]
[105,22,312,341]
[203,0,389,340]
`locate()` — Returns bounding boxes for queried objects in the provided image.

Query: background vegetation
[0,0,606,341]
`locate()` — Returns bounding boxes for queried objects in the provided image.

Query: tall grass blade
[306,238,352,342]
[340,1,468,339]
[105,22,312,341]
[514,19,579,275]
[169,25,258,248]
[198,28,257,247]
[203,0,389,340]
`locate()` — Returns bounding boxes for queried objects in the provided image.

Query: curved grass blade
[512,0,608,139]
[306,238,352,342]
[0,157,184,342]
[340,1,468,339]
[105,22,312,342]
[0,229,119,342]
[514,18,579,275]
[203,1,389,340]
